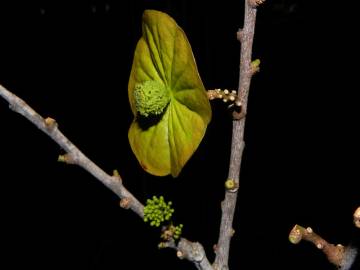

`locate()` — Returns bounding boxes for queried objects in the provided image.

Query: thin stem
[0,84,144,217]
[214,1,258,269]
[289,225,346,267]
[0,83,211,269]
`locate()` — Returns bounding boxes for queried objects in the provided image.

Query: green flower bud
[134,81,170,117]
[143,195,176,227]
[225,179,238,191]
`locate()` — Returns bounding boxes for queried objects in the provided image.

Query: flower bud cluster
[144,196,174,227]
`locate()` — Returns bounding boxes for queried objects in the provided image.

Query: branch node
[250,59,261,75]
[177,239,206,263]
[57,153,76,164]
[112,169,122,182]
[44,117,58,130]
[176,250,184,259]
[119,197,131,209]
[248,0,265,8]
[224,179,238,193]
[221,200,225,210]
[236,29,244,42]
[232,107,246,120]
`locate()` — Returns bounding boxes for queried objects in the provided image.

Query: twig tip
[289,224,302,244]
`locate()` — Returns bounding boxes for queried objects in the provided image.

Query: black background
[0,1,359,270]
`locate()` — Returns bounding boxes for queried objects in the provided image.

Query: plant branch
[0,83,144,217]
[289,209,360,269]
[0,83,211,270]
[213,1,260,269]
[177,239,213,270]
[289,224,349,268]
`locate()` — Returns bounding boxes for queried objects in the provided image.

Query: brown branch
[0,83,212,269]
[289,224,346,267]
[213,0,261,269]
[289,224,360,269]
[289,208,360,269]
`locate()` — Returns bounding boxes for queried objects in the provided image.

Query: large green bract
[128,10,211,177]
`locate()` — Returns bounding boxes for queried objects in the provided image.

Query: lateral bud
[58,153,76,164]
[45,117,58,130]
[225,179,238,192]
[250,59,261,75]
[236,29,244,42]
[249,0,266,8]
[112,169,122,182]
[119,197,131,209]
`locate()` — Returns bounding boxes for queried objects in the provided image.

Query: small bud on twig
[250,59,261,75]
[112,169,122,182]
[176,250,184,259]
[237,29,244,42]
[225,179,238,192]
[58,153,76,164]
[249,0,265,8]
[119,197,131,209]
[44,117,57,130]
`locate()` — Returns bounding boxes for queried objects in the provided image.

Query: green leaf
[128,10,211,177]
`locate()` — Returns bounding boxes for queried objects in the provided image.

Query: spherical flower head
[143,195,174,227]
[134,81,170,117]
